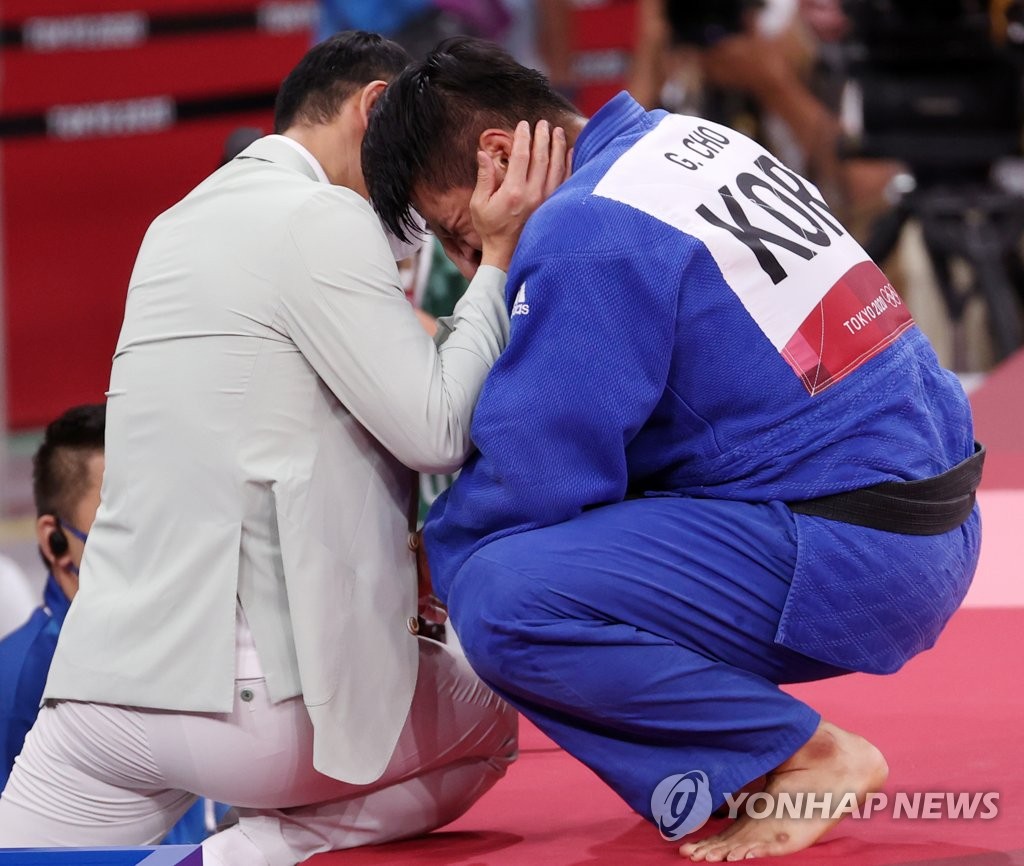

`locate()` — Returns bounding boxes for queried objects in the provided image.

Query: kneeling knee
[450,612,524,688]
[448,556,538,684]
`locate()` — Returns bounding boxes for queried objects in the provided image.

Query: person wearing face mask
[0,403,226,845]
[0,404,104,795]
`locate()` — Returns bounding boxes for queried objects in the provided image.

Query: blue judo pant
[446,497,850,819]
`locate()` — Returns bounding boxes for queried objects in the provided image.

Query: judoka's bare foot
[678,721,888,861]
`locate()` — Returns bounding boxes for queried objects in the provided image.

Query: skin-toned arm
[699,31,841,184]
[628,0,671,109]
[537,0,574,94]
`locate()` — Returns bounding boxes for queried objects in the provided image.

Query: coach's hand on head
[473,119,570,276]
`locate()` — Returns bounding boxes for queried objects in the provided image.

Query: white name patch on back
[593,116,912,394]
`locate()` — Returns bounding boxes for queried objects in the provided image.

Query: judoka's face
[412,185,481,279]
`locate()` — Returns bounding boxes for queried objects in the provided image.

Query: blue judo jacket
[425,93,981,675]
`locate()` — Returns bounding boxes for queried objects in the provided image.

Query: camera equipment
[840,0,1023,179]
[840,0,1024,364]
[663,0,765,48]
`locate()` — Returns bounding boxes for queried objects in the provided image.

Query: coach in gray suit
[0,31,568,865]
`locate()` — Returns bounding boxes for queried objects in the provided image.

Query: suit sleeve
[423,245,677,600]
[277,188,509,474]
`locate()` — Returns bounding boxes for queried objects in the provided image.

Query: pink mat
[309,608,1023,865]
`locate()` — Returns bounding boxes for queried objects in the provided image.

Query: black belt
[788,442,985,536]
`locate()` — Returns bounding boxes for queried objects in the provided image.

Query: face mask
[380,210,427,262]
[59,519,88,576]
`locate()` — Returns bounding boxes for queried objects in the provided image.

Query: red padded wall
[569,0,638,117]
[2,1,640,427]
[1,2,311,428]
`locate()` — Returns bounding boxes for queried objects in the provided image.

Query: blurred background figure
[315,0,511,58]
[2,0,1021,476]
[220,127,265,166]
[0,403,226,844]
[629,0,869,224]
[502,0,575,99]
[837,0,1024,368]
[0,404,106,803]
[315,0,573,87]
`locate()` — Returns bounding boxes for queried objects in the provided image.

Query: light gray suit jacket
[44,136,509,784]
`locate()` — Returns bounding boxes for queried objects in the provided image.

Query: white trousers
[0,637,517,865]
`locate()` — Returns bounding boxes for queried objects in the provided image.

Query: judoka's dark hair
[33,403,105,520]
[274,30,411,134]
[363,36,580,243]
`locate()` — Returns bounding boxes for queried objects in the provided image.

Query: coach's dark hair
[32,403,105,520]
[274,30,411,134]
[363,36,579,243]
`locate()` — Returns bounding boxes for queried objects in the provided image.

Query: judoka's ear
[357,80,389,129]
[478,128,515,183]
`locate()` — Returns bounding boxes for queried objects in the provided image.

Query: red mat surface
[308,608,1023,866]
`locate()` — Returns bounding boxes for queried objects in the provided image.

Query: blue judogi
[0,574,220,843]
[0,575,68,793]
[424,93,981,818]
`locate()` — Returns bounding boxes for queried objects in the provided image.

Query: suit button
[240,688,254,702]
[407,616,420,635]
